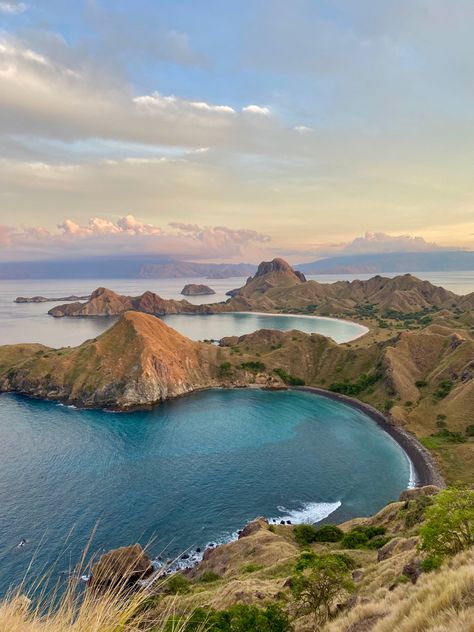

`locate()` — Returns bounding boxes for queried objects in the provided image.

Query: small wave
[272,501,342,524]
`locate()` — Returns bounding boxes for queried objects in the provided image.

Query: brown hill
[0,312,221,408]
[49,287,216,318]
[228,268,464,315]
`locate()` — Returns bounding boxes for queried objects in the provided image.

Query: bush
[241,563,262,573]
[240,361,266,373]
[295,551,356,573]
[294,524,318,546]
[175,604,292,632]
[291,553,354,625]
[420,487,474,557]
[273,367,305,386]
[199,571,221,583]
[329,372,380,396]
[218,362,232,378]
[404,495,433,528]
[313,525,344,543]
[165,573,191,594]
[466,424,474,437]
[434,379,453,400]
[415,380,428,388]
[340,526,387,550]
[420,554,443,573]
[340,530,368,549]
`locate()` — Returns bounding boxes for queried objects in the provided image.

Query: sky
[1,0,473,262]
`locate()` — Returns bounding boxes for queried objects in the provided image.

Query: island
[180,283,216,296]
[15,294,90,303]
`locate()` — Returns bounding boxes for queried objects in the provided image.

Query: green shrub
[415,380,428,388]
[340,530,368,549]
[241,563,262,574]
[434,379,453,400]
[199,571,221,583]
[273,367,305,386]
[420,486,474,557]
[365,536,391,550]
[294,524,318,546]
[313,525,344,542]
[173,604,291,632]
[404,495,433,528]
[329,372,380,396]
[218,362,232,378]
[420,554,443,573]
[466,424,474,437]
[240,361,266,373]
[165,573,191,594]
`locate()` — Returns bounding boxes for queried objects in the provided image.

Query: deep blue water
[0,389,411,596]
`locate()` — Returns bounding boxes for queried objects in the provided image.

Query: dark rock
[89,544,153,593]
[239,517,269,539]
[402,560,421,584]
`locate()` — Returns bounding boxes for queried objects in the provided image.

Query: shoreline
[292,385,445,489]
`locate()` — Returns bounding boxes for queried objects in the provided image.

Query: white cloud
[0,216,271,261]
[242,104,271,116]
[0,2,27,14]
[294,125,313,133]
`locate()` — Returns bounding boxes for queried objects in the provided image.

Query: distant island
[14,294,90,303]
[181,283,216,296]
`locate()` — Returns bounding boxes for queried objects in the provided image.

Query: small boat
[16,538,27,549]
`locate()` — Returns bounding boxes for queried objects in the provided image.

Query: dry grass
[323,547,474,632]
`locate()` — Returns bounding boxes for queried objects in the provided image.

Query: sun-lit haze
[1,0,474,263]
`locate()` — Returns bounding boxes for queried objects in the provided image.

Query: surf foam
[272,501,342,524]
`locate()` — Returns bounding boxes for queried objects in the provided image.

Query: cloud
[0,215,272,262]
[242,105,271,116]
[340,231,445,255]
[0,2,27,14]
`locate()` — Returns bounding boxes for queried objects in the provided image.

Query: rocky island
[181,283,216,296]
[15,294,90,303]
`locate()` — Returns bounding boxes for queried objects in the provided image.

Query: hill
[299,250,474,274]
[226,259,474,315]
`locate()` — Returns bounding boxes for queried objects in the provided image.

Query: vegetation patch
[330,371,380,396]
[273,367,305,386]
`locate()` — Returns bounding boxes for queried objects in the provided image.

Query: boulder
[239,517,269,539]
[89,543,153,592]
[181,284,216,296]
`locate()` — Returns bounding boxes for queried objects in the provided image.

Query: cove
[0,388,410,595]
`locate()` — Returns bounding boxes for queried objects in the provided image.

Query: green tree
[420,487,474,557]
[176,604,291,631]
[291,554,353,625]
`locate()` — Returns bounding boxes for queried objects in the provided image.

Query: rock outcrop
[89,544,153,592]
[181,284,216,296]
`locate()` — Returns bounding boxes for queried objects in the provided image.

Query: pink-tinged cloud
[0,215,271,262]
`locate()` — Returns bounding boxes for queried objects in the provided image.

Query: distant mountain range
[1,250,474,280]
[0,257,255,280]
[298,250,474,274]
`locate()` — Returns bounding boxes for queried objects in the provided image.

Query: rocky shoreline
[292,386,445,489]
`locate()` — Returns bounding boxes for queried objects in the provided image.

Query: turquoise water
[0,389,411,596]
